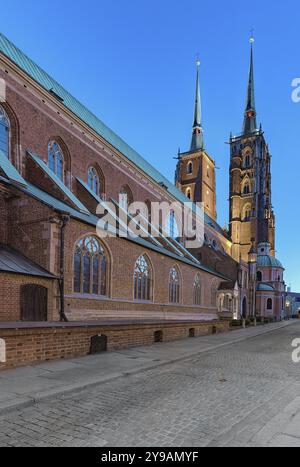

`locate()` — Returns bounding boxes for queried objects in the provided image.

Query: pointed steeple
[242,36,258,135]
[190,60,204,152]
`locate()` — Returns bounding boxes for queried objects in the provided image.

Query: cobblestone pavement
[0,322,300,447]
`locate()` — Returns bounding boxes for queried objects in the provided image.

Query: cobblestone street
[0,322,300,447]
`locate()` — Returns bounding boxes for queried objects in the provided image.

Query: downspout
[58,213,70,322]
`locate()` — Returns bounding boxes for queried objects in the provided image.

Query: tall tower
[229,38,275,262]
[176,61,217,221]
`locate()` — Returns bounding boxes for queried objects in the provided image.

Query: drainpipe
[58,213,70,322]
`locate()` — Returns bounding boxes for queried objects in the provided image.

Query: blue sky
[2,0,300,289]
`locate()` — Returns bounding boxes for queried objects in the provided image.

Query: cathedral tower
[229,38,275,262]
[176,61,217,221]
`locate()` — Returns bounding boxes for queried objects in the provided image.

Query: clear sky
[2,0,300,289]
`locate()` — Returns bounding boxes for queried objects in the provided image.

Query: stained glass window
[73,236,107,296]
[134,255,152,301]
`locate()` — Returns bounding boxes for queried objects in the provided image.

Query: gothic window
[267,298,273,310]
[242,204,252,221]
[119,185,133,212]
[243,183,250,195]
[193,274,201,306]
[244,155,251,168]
[169,266,180,304]
[187,162,193,175]
[0,106,10,159]
[88,167,99,195]
[166,210,180,239]
[48,141,64,181]
[73,236,107,296]
[134,255,152,301]
[257,271,263,282]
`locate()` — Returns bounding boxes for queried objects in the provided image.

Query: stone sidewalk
[0,320,296,416]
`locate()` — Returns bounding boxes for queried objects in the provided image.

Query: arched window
[186,188,192,200]
[224,295,231,310]
[88,167,99,195]
[257,271,262,282]
[119,185,133,212]
[73,236,107,296]
[48,141,64,181]
[244,154,251,168]
[0,106,10,159]
[169,267,180,304]
[193,274,201,306]
[166,210,180,239]
[267,298,273,310]
[242,204,252,221]
[134,255,152,301]
[187,162,193,175]
[243,183,250,195]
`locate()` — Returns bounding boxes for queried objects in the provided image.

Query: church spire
[242,36,258,135]
[190,60,204,152]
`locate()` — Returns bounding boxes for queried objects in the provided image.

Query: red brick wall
[0,320,229,370]
[63,219,223,320]
[6,193,53,272]
[0,273,56,321]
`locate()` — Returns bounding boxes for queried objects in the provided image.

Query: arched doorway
[242,297,247,319]
[21,285,48,322]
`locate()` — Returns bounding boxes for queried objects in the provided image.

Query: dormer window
[0,106,10,159]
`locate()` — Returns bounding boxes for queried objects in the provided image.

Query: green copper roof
[0,33,225,234]
[0,149,27,187]
[257,283,275,292]
[27,150,89,214]
[257,255,284,269]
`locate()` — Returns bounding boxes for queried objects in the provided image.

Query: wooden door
[21,285,48,322]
